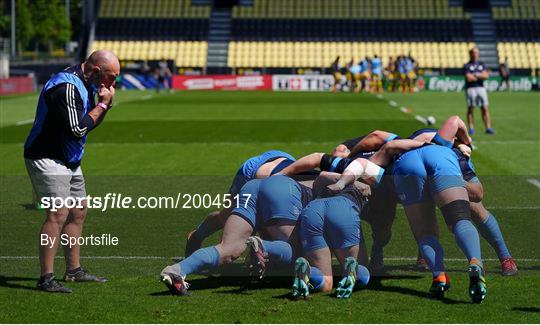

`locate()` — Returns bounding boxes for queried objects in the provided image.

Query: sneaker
[160,267,190,296]
[245,236,268,279]
[428,273,450,299]
[501,257,518,276]
[37,274,72,293]
[64,268,107,282]
[336,257,357,299]
[468,263,487,304]
[415,256,430,271]
[469,128,475,135]
[291,257,312,300]
[486,128,495,135]
[185,229,202,257]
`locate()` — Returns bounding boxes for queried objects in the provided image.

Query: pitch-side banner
[272,75,334,91]
[0,76,34,95]
[172,75,272,90]
[418,76,537,92]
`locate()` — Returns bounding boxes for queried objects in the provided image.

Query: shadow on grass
[368,277,468,305]
[0,275,37,291]
[512,307,540,313]
[20,203,37,210]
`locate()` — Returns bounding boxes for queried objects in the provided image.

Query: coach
[24,50,120,293]
[464,47,494,135]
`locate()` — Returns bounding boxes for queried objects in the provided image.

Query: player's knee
[320,276,333,292]
[469,202,488,224]
[218,242,245,264]
[69,206,87,223]
[466,183,484,203]
[440,200,471,231]
[46,209,69,227]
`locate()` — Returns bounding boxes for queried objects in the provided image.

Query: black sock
[67,266,82,274]
[39,273,54,283]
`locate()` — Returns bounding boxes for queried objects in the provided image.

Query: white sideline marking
[396,205,540,210]
[476,140,538,145]
[526,178,540,189]
[397,205,540,210]
[485,206,540,210]
[0,256,538,262]
[414,115,427,124]
[15,119,34,126]
[141,94,153,100]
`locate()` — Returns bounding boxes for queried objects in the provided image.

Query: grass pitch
[0,90,539,323]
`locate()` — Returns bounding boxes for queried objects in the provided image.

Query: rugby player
[398,54,415,93]
[184,150,296,256]
[408,128,517,276]
[345,59,355,91]
[349,60,361,93]
[385,56,397,92]
[370,54,383,93]
[390,132,487,303]
[160,174,313,295]
[291,173,373,299]
[358,56,371,92]
[331,56,342,93]
[349,118,516,275]
[464,47,494,135]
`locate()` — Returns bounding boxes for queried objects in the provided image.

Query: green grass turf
[0,90,539,323]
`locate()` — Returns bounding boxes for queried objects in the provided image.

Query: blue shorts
[393,145,465,205]
[231,179,263,229]
[228,150,295,196]
[258,175,303,226]
[299,196,361,253]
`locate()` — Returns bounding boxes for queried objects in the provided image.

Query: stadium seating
[497,42,540,68]
[228,41,474,68]
[227,0,474,68]
[91,40,207,67]
[91,0,538,69]
[232,0,469,19]
[93,0,211,67]
[231,19,472,42]
[495,19,540,41]
[492,0,540,68]
[492,0,540,19]
[98,0,210,18]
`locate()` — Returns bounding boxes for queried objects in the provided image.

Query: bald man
[24,50,120,293]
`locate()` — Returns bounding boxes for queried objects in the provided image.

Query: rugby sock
[453,219,482,264]
[178,246,220,277]
[39,273,54,284]
[191,223,210,242]
[418,236,445,277]
[371,231,392,264]
[477,212,511,260]
[356,264,370,288]
[309,266,325,291]
[262,240,293,265]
